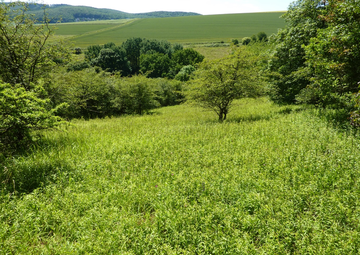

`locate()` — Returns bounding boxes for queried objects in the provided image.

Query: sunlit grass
[1,98,360,253]
[69,12,285,46]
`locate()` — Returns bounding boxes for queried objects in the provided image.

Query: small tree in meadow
[186,48,263,121]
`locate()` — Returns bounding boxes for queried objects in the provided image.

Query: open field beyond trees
[2,99,360,253]
[53,12,286,47]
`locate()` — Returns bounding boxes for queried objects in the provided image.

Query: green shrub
[113,76,159,115]
[0,81,64,152]
[242,37,251,45]
[140,52,172,78]
[74,47,82,55]
[154,79,184,106]
[231,39,239,45]
[66,61,90,72]
[48,69,115,119]
[175,65,196,82]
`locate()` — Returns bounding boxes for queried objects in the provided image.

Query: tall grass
[1,98,360,254]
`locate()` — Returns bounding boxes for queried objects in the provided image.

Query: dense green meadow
[2,1,360,253]
[56,12,286,47]
[2,98,360,253]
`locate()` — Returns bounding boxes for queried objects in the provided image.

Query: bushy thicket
[84,38,204,79]
[267,0,360,109]
[45,68,184,120]
[0,82,65,153]
[0,2,67,152]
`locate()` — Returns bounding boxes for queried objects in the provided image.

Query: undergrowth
[1,98,360,254]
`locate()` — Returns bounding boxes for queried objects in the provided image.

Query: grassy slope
[1,98,360,253]
[66,12,286,47]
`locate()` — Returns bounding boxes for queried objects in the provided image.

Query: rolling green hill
[63,12,286,47]
[21,3,200,23]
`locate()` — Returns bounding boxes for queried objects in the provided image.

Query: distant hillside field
[63,12,286,47]
[19,3,200,23]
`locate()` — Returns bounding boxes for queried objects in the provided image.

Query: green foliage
[350,90,360,127]
[81,39,204,79]
[154,79,184,106]
[174,65,196,82]
[250,34,257,42]
[140,39,173,57]
[121,37,144,74]
[0,2,68,89]
[74,47,82,55]
[91,47,131,75]
[172,48,205,75]
[267,0,328,104]
[66,61,90,72]
[231,38,239,45]
[85,45,102,62]
[186,47,263,121]
[257,31,268,42]
[303,0,360,107]
[139,53,172,78]
[113,76,160,115]
[0,82,64,152]
[172,48,205,67]
[268,0,360,111]
[47,68,115,119]
[47,69,178,119]
[242,37,251,45]
[172,43,184,52]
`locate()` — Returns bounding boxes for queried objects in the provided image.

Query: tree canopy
[0,2,68,90]
[186,47,263,121]
[267,0,360,108]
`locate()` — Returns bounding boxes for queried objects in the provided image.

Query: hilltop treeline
[7,3,201,23]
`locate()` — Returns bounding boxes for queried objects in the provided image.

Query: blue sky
[38,0,293,15]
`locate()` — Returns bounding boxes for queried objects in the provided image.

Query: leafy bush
[242,37,251,45]
[47,69,116,119]
[66,61,90,72]
[350,90,360,127]
[140,53,172,78]
[257,32,268,42]
[231,39,239,45]
[85,45,102,61]
[154,79,184,106]
[74,47,82,55]
[113,76,160,115]
[91,48,131,75]
[0,81,64,152]
[175,65,196,82]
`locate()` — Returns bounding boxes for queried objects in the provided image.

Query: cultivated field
[52,12,286,47]
[2,98,360,253]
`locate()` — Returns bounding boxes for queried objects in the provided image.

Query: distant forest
[8,3,201,23]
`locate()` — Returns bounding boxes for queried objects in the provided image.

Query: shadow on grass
[227,107,306,124]
[314,108,357,132]
[229,114,273,123]
[1,135,78,195]
[1,157,74,195]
